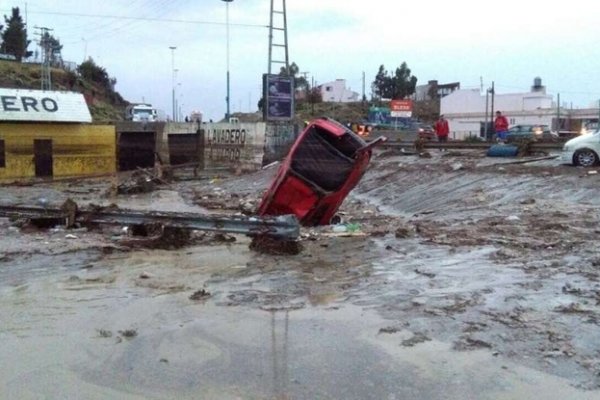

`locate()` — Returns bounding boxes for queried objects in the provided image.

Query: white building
[441,78,556,139]
[318,79,360,103]
[414,80,460,101]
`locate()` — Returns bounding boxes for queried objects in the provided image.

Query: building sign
[0,88,92,123]
[200,122,266,170]
[390,99,413,118]
[263,74,294,121]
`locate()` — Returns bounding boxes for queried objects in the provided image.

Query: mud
[1,149,600,398]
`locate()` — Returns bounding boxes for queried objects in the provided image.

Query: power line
[59,0,180,44]
[19,10,269,29]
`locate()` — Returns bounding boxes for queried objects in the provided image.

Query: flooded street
[2,150,600,399]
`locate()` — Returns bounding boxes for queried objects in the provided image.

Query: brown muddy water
[2,151,600,399]
[0,238,597,400]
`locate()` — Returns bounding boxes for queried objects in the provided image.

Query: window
[0,139,4,168]
[326,86,332,92]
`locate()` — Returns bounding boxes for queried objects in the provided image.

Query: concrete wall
[199,122,266,171]
[264,122,298,165]
[160,122,201,165]
[0,123,116,180]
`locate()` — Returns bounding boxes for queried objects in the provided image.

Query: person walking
[434,114,450,143]
[494,111,509,142]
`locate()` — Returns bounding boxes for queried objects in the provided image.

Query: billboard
[263,74,294,121]
[390,99,413,118]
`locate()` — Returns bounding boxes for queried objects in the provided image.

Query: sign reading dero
[390,99,413,118]
[263,74,294,121]
[0,88,92,123]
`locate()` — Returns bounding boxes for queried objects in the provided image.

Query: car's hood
[565,132,600,147]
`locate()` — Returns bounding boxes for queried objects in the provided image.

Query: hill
[233,100,438,126]
[0,60,128,123]
[232,102,371,126]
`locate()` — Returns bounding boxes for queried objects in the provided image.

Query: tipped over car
[257,117,385,226]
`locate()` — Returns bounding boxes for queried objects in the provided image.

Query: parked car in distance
[505,124,559,142]
[562,130,600,166]
[416,123,436,141]
[580,121,599,135]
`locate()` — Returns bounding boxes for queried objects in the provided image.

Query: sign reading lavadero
[262,74,294,121]
[0,88,92,123]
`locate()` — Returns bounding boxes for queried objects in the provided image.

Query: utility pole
[169,46,176,121]
[362,71,366,103]
[81,37,87,62]
[35,26,53,91]
[311,77,316,114]
[557,93,561,133]
[490,81,495,135]
[222,0,234,120]
[268,0,289,75]
[484,89,489,140]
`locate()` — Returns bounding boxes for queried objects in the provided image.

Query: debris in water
[97,329,112,338]
[249,236,302,255]
[189,289,211,301]
[401,332,431,347]
[118,329,138,338]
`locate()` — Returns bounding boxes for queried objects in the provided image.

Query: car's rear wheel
[574,148,599,167]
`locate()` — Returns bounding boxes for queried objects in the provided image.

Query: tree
[391,62,418,100]
[306,87,322,104]
[373,65,390,100]
[77,58,111,89]
[372,62,418,100]
[279,61,309,93]
[1,7,32,61]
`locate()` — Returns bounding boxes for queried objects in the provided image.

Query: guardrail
[379,141,565,151]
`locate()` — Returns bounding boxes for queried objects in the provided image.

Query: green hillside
[0,60,128,123]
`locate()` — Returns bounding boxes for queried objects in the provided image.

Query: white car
[561,130,600,166]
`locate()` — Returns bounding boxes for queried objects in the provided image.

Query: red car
[416,123,436,141]
[257,117,385,226]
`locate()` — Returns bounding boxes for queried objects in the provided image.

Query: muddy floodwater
[1,150,600,399]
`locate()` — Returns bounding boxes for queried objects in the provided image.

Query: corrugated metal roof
[0,88,92,123]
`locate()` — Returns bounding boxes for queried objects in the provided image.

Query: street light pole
[169,46,177,121]
[81,37,87,62]
[222,0,233,121]
[174,69,180,122]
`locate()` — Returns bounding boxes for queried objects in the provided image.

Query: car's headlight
[563,145,572,152]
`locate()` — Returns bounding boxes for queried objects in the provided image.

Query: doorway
[34,139,53,177]
[118,132,155,171]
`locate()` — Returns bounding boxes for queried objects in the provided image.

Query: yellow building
[0,89,116,181]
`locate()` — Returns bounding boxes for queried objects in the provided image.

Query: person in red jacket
[494,111,509,142]
[434,115,450,143]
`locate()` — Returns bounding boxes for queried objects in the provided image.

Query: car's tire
[574,148,599,167]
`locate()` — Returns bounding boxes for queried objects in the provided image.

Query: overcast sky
[3,0,600,120]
